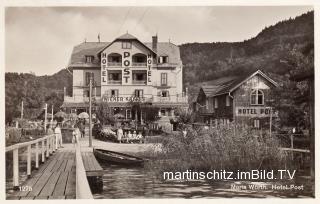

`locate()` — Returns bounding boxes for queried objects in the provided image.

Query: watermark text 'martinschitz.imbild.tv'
[163,170,296,181]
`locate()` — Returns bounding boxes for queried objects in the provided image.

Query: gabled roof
[96,33,157,56]
[68,36,182,68]
[199,70,278,98]
[69,42,110,68]
[116,33,137,40]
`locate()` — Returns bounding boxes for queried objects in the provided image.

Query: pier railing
[75,136,93,199]
[5,133,60,189]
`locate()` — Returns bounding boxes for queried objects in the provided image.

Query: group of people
[117,128,144,143]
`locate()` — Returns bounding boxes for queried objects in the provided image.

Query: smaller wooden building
[194,70,278,129]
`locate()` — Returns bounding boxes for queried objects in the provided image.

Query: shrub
[146,123,295,177]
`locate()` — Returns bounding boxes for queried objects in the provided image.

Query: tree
[95,103,114,125]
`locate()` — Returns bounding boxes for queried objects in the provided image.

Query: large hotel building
[62,33,188,127]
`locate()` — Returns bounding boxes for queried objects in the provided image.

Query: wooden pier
[7,150,76,200]
[6,134,104,200]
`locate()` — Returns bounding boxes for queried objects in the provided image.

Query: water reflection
[94,163,215,199]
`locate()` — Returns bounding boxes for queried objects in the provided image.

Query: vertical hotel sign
[147,53,152,85]
[101,52,107,85]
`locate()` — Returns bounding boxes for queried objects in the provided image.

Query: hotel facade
[194,70,279,129]
[62,33,188,126]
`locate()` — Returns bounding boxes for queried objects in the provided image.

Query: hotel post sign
[122,51,132,84]
[147,53,152,85]
[235,107,276,117]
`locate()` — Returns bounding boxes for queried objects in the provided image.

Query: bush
[146,123,295,177]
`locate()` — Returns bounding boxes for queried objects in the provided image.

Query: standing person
[117,127,123,143]
[79,119,85,138]
[54,123,63,148]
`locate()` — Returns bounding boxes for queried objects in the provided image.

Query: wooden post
[55,133,58,150]
[52,137,55,152]
[41,140,45,162]
[21,101,24,119]
[35,142,39,169]
[51,105,54,127]
[89,73,93,147]
[13,148,19,189]
[269,107,273,137]
[290,134,294,160]
[44,103,47,133]
[46,138,49,158]
[27,145,31,177]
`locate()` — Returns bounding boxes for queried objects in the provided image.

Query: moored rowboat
[93,148,144,166]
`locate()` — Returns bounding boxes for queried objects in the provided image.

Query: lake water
[93,162,313,199]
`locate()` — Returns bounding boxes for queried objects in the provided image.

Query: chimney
[152,35,158,53]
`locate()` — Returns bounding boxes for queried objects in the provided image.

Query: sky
[5,6,313,76]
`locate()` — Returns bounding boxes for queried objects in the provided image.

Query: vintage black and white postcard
[1,0,318,202]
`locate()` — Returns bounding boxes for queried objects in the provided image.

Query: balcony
[64,94,188,105]
[132,80,147,85]
[107,80,122,85]
[107,62,122,67]
[198,106,214,115]
[152,95,188,104]
[132,62,147,67]
[64,96,102,103]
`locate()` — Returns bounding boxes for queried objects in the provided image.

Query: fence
[75,134,93,199]
[5,133,60,189]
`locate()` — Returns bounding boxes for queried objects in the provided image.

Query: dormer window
[86,55,94,63]
[122,41,132,49]
[158,56,169,64]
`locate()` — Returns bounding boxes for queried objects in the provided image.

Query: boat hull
[93,148,144,166]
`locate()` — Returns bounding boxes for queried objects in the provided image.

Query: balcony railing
[198,106,214,114]
[64,95,188,104]
[108,80,122,85]
[132,80,147,85]
[132,62,147,67]
[107,62,122,67]
[64,96,102,103]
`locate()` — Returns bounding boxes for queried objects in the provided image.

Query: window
[161,73,168,86]
[122,41,132,49]
[85,55,94,63]
[134,89,143,98]
[226,95,230,107]
[161,91,169,97]
[254,119,260,128]
[108,71,122,84]
[85,72,94,85]
[206,99,209,109]
[250,89,264,105]
[110,89,119,97]
[158,56,169,63]
[132,71,147,84]
[126,109,132,119]
[214,97,218,108]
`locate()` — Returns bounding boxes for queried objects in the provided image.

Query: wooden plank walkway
[81,152,103,177]
[7,150,76,200]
